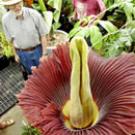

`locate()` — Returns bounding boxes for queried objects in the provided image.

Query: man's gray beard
[12,9,23,17]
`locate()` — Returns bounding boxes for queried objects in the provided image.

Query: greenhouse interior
[1,0,135,135]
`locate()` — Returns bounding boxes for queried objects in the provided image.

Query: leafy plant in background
[99,26,135,57]
[0,5,14,58]
[103,0,135,8]
[104,0,135,28]
[0,32,14,58]
[46,0,62,33]
[59,0,74,32]
[69,0,135,58]
[32,0,70,46]
[69,17,118,53]
[32,0,73,33]
[61,0,73,15]
[32,0,62,34]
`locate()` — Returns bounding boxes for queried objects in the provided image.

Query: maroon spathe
[19,44,135,135]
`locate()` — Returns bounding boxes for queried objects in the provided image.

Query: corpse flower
[19,37,135,135]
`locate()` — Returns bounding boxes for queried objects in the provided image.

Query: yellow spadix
[62,37,99,129]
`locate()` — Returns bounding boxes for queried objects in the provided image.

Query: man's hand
[14,54,20,63]
[31,56,47,74]
[40,55,47,63]
[31,66,37,74]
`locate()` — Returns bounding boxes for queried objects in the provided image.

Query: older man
[72,0,106,20]
[1,0,49,78]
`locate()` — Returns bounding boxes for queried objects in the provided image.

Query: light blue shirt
[2,7,49,49]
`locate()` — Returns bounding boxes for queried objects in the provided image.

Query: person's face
[7,1,23,16]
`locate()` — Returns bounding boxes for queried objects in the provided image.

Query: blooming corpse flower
[19,37,135,135]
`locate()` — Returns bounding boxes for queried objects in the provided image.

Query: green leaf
[32,4,41,11]
[52,22,61,32]
[38,0,47,12]
[130,29,135,40]
[126,21,135,28]
[47,0,54,8]
[0,32,14,57]
[47,0,62,10]
[132,8,135,18]
[75,27,90,37]
[21,124,41,135]
[89,26,103,50]
[99,20,118,33]
[54,0,62,10]
[123,2,133,22]
[74,21,81,28]
[68,27,81,38]
[106,46,122,58]
[43,11,53,32]
[53,10,60,22]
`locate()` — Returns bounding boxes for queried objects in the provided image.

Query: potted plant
[32,0,69,48]
[0,5,14,70]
